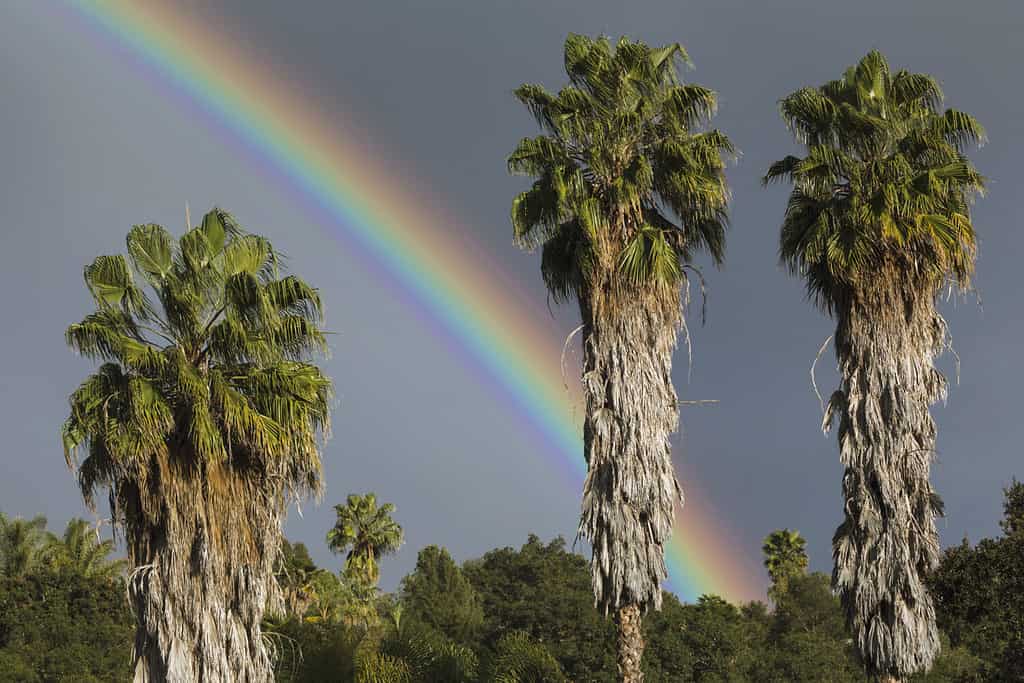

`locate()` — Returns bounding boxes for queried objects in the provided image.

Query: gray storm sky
[1,1,1020,599]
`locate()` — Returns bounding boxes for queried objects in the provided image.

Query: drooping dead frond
[828,263,948,678]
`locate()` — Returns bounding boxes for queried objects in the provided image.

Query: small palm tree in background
[328,493,404,587]
[63,209,332,682]
[765,51,985,681]
[762,528,808,601]
[355,651,413,683]
[508,34,732,681]
[0,513,52,578]
[490,632,568,683]
[275,540,320,619]
[48,518,126,581]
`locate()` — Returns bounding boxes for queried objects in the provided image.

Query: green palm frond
[380,626,479,683]
[491,631,568,683]
[127,223,174,284]
[48,518,126,580]
[355,652,412,683]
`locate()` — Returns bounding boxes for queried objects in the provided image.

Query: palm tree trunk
[616,603,646,682]
[123,456,284,682]
[577,285,684,678]
[826,266,945,679]
[129,557,275,682]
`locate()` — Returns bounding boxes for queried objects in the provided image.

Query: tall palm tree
[765,51,985,681]
[48,517,126,581]
[0,513,53,578]
[327,493,403,587]
[62,209,332,682]
[761,528,808,600]
[507,34,732,681]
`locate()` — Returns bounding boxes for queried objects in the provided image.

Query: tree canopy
[2,502,1018,681]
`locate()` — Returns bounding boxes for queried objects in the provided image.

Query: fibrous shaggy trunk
[578,283,683,629]
[825,263,946,679]
[121,451,287,682]
[615,603,646,682]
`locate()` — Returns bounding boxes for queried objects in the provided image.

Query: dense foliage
[928,480,1024,681]
[0,515,131,682]
[2,484,1021,681]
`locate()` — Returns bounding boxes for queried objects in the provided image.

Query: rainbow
[64,0,763,602]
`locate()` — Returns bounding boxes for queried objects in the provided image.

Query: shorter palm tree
[327,493,403,587]
[48,517,126,581]
[762,528,808,600]
[0,513,52,578]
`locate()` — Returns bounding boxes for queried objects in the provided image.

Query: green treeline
[0,516,132,682]
[2,480,1021,681]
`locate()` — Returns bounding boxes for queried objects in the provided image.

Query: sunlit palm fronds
[0,513,53,578]
[765,49,984,314]
[509,33,732,305]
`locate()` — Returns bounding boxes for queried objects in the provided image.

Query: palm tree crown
[509,34,732,308]
[63,210,331,531]
[327,493,403,586]
[765,49,985,312]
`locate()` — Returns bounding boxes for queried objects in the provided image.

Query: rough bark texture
[824,263,946,679]
[121,451,287,682]
[615,603,646,683]
[578,285,683,617]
